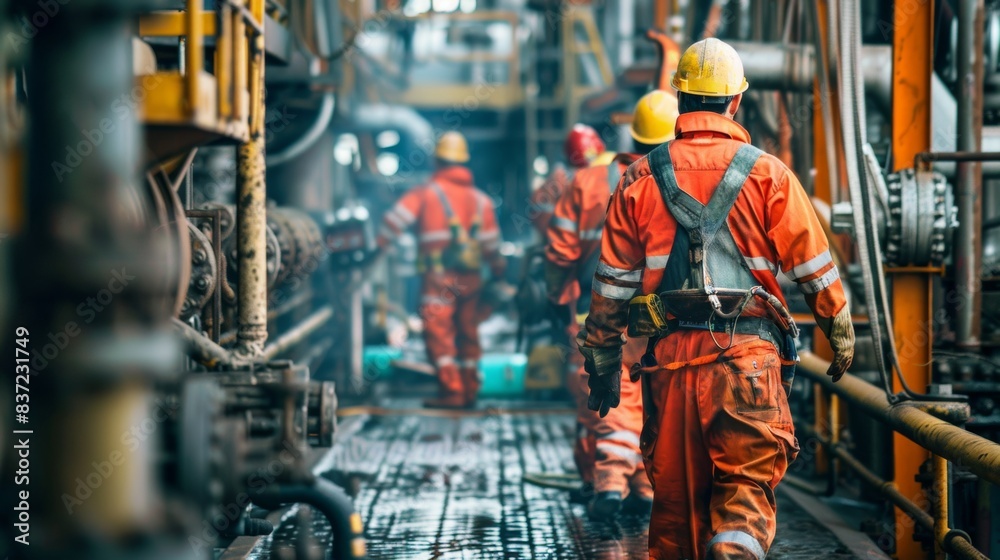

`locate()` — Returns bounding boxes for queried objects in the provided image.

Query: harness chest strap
[429,181,483,236]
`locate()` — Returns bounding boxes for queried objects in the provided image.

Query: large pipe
[236,0,269,359]
[20,3,179,553]
[173,318,236,369]
[347,104,435,153]
[261,305,334,360]
[266,93,335,167]
[253,477,367,559]
[955,0,985,349]
[798,353,1000,486]
[730,42,961,161]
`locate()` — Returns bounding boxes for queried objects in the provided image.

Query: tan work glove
[818,306,855,382]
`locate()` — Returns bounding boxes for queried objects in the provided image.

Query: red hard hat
[564,124,606,168]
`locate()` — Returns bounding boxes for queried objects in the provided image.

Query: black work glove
[578,342,623,418]
[587,370,621,418]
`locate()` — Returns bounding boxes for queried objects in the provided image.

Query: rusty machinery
[0,0,374,558]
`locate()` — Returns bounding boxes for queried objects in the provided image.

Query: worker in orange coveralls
[379,131,506,409]
[528,124,606,237]
[578,39,856,559]
[545,90,679,522]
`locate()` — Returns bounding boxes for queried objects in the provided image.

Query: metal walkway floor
[249,399,887,559]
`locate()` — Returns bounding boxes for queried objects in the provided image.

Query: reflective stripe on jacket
[583,112,847,349]
[378,165,503,264]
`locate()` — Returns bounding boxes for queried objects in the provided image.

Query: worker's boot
[587,491,622,522]
[622,492,653,518]
[569,481,594,504]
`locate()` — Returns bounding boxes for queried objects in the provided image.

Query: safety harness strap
[429,182,482,238]
[606,159,621,194]
[430,182,454,220]
[647,142,762,244]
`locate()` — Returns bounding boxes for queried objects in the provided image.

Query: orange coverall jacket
[529,165,571,238]
[379,165,504,398]
[545,154,651,499]
[582,112,847,559]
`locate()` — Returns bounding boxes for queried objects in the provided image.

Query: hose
[836,0,959,403]
[835,0,898,402]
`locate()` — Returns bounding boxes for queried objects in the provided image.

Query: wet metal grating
[249,400,877,559]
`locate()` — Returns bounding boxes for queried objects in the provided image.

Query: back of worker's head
[671,38,747,119]
[629,89,679,155]
[564,124,606,168]
[434,131,470,167]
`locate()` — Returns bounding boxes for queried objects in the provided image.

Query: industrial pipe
[801,423,987,559]
[954,0,986,350]
[266,93,335,167]
[253,477,368,559]
[798,352,1000,486]
[173,318,236,369]
[266,0,338,167]
[261,305,334,360]
[236,0,268,359]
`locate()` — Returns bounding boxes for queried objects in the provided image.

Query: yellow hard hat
[671,38,748,97]
[630,90,679,145]
[434,131,470,163]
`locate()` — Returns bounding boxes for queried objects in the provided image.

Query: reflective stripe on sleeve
[593,280,637,300]
[579,227,603,240]
[798,267,840,294]
[786,250,834,281]
[551,216,578,233]
[596,262,642,282]
[393,205,416,224]
[534,202,555,213]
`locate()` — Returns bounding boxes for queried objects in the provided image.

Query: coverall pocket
[723,351,782,423]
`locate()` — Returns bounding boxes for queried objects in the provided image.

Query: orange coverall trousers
[642,331,799,560]
[567,329,652,499]
[420,271,483,400]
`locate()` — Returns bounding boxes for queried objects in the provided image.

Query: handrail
[798,352,1000,485]
[798,351,997,558]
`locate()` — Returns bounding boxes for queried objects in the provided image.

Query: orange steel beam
[891,0,935,557]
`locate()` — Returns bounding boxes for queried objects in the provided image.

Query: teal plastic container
[478,353,528,397]
[362,346,403,381]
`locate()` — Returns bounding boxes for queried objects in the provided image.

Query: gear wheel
[884,168,957,267]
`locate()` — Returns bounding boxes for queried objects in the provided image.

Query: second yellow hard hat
[671,38,748,97]
[434,131,470,163]
[630,90,679,145]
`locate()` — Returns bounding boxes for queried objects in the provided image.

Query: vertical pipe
[186,0,202,114]
[19,3,180,555]
[236,0,268,358]
[233,5,248,122]
[955,0,985,349]
[932,455,949,560]
[617,0,634,70]
[891,0,935,556]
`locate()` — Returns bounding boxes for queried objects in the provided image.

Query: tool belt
[628,287,799,384]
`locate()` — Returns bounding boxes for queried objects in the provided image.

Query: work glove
[543,260,574,302]
[578,339,622,417]
[819,306,855,382]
